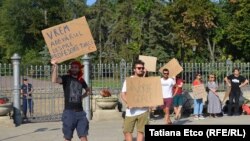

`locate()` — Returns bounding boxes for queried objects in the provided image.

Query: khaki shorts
[123,111,149,133]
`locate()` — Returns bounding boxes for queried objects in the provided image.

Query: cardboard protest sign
[126,77,163,107]
[139,55,157,72]
[42,16,97,63]
[159,58,183,77]
[192,84,207,101]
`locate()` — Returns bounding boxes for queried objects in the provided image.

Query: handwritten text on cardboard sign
[42,16,97,63]
[192,84,207,99]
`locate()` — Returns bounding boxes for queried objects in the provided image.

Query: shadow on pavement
[0,128,48,141]
[173,119,192,125]
[49,128,61,131]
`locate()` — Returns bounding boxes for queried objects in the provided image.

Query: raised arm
[143,68,148,77]
[51,59,62,83]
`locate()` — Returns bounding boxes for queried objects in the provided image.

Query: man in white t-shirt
[121,60,149,141]
[161,68,175,124]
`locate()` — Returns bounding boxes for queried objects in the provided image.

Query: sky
[87,0,96,6]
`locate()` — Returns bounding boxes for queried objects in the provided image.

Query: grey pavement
[0,115,249,141]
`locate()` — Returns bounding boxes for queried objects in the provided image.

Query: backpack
[242,104,250,115]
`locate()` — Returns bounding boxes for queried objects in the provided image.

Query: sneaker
[199,116,205,120]
[194,116,199,120]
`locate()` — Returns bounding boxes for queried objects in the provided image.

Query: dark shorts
[162,98,173,109]
[173,94,183,107]
[62,110,89,140]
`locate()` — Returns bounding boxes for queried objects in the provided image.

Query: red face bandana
[68,60,84,82]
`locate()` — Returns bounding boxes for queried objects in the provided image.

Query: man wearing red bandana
[51,59,90,141]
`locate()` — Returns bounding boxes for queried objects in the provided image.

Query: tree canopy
[0,0,249,65]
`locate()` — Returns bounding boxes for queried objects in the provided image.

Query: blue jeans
[23,98,33,117]
[193,99,203,115]
[62,110,89,140]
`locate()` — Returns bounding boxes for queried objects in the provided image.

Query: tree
[223,0,250,61]
[0,0,249,64]
[165,0,221,62]
[87,0,115,63]
[138,0,174,63]
[0,0,88,64]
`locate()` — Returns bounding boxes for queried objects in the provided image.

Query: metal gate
[19,65,68,122]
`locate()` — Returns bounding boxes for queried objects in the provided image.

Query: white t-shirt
[161,78,176,98]
[121,77,148,117]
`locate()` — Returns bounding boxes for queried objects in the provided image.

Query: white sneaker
[194,116,199,120]
[199,116,205,120]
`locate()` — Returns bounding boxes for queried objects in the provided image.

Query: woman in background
[192,73,205,120]
[207,74,221,117]
[173,74,184,120]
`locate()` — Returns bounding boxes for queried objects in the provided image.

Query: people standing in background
[207,74,221,117]
[161,69,176,124]
[173,74,184,120]
[224,68,248,116]
[192,73,205,120]
[121,60,149,141]
[20,78,34,119]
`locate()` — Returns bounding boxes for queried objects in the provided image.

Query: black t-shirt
[61,75,88,110]
[227,74,246,92]
[21,83,33,98]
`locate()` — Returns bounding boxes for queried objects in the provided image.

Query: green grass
[91,78,122,89]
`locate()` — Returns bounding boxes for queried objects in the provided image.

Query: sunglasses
[136,67,144,70]
[163,72,169,75]
[210,77,215,78]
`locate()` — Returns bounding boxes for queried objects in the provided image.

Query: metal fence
[1,61,250,122]
[91,61,250,92]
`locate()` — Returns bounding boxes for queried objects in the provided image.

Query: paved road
[0,115,249,141]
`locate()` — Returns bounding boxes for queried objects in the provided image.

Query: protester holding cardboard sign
[161,69,176,124]
[121,60,149,141]
[51,59,91,141]
[192,73,205,120]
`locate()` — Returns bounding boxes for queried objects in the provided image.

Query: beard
[136,72,144,77]
[70,70,79,76]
